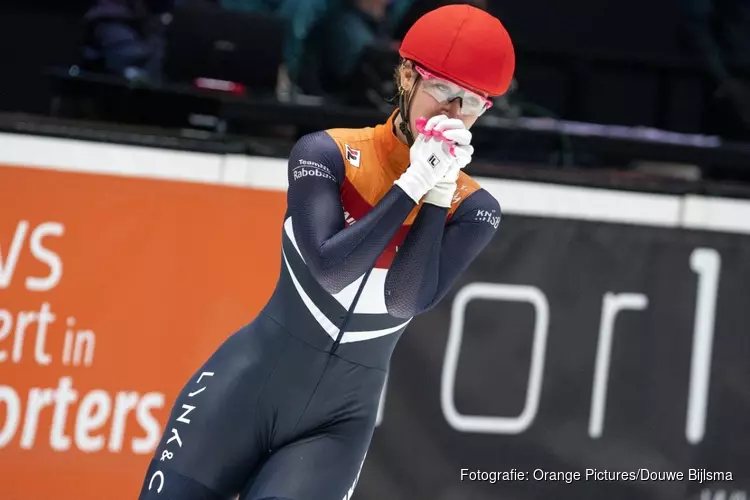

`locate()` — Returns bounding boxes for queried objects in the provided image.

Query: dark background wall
[0,0,736,136]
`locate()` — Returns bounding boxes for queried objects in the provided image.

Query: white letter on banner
[686,248,721,445]
[441,283,549,434]
[27,222,64,292]
[588,292,648,439]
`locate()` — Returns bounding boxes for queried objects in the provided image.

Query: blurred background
[1,0,750,499]
[1,0,750,176]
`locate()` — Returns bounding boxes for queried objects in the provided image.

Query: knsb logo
[345,145,361,168]
[476,209,501,229]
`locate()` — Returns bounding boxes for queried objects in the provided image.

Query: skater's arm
[384,189,501,318]
[286,131,416,294]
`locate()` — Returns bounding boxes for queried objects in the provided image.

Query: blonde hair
[393,59,416,96]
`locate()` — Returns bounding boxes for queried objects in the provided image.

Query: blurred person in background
[680,0,750,138]
[297,0,413,105]
[138,5,513,500]
[217,0,334,95]
[80,0,182,82]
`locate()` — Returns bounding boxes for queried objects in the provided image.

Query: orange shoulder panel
[325,127,398,209]
[325,128,481,224]
[447,171,482,215]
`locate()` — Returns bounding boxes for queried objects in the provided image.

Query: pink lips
[415,117,457,157]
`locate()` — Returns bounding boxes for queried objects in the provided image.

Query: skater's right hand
[394,115,468,204]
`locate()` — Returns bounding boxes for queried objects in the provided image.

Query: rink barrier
[1,131,749,500]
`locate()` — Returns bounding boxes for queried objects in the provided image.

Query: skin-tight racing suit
[138,111,501,500]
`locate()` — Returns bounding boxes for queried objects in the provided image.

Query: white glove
[422,118,474,208]
[394,115,461,204]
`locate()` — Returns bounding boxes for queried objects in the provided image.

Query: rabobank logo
[293,164,335,182]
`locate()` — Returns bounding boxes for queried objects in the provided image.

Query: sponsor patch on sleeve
[292,159,337,182]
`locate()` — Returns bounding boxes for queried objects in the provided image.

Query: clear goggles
[415,65,493,117]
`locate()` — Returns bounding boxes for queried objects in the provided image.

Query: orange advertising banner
[0,164,287,499]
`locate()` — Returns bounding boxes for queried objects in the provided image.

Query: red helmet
[398,5,515,96]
